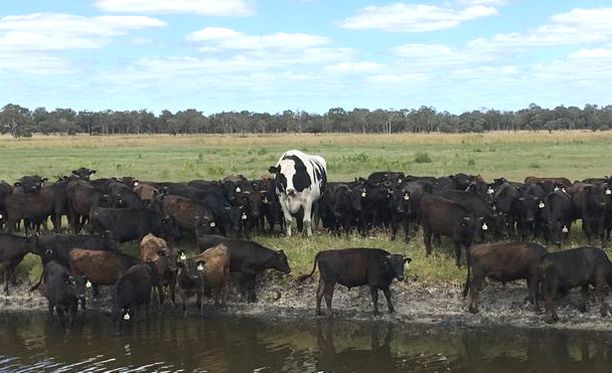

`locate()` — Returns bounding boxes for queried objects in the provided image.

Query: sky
[1,0,612,114]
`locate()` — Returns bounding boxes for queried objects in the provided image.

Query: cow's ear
[404,257,412,264]
[72,170,78,175]
[90,170,96,175]
[13,181,21,187]
[268,166,279,174]
[41,178,48,183]
[276,250,285,257]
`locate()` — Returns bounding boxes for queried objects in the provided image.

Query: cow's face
[347,187,363,212]
[177,258,202,284]
[269,155,311,196]
[160,216,181,242]
[65,274,87,303]
[519,196,541,224]
[195,215,217,236]
[387,254,411,281]
[391,189,411,214]
[14,175,47,193]
[71,168,96,181]
[268,250,291,274]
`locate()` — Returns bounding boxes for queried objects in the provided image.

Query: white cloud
[187,27,330,51]
[0,13,165,51]
[456,0,508,6]
[338,3,497,32]
[468,7,612,50]
[569,48,612,59]
[96,0,254,16]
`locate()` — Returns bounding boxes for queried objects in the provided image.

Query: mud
[2,273,612,332]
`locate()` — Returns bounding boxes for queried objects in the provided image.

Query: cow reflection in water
[315,321,398,372]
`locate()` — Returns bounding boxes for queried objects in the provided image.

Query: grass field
[3,131,612,285]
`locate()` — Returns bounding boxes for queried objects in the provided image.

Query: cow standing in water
[269,150,327,237]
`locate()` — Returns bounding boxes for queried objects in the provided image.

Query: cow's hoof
[468,307,478,314]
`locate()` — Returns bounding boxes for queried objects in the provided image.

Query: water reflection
[1,312,611,372]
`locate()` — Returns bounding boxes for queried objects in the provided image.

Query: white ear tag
[538,202,545,208]
[562,226,569,233]
[487,188,494,194]
[85,280,92,289]
[235,187,241,193]
[0,214,3,219]
[197,263,204,271]
[123,313,130,321]
[481,223,488,231]
[492,205,496,211]
[180,253,187,261]
[241,213,247,220]
[134,182,139,186]
[403,194,410,200]
[361,192,366,197]
[210,222,216,227]
[554,186,559,191]
[606,189,611,195]
[397,179,403,184]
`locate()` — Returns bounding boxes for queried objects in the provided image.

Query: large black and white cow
[268,150,327,237]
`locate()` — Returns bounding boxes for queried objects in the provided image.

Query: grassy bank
[3,131,612,285]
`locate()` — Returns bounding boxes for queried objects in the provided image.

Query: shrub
[414,152,432,163]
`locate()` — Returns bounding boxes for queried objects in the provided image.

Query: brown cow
[139,234,176,306]
[69,248,139,287]
[158,194,215,232]
[134,184,159,206]
[524,176,572,188]
[463,241,547,314]
[194,244,230,308]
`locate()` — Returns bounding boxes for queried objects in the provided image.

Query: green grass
[2,131,612,285]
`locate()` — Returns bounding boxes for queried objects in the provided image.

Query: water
[1,312,611,372]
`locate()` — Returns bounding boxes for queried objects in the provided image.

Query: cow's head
[266,249,291,274]
[269,155,311,197]
[14,175,47,193]
[71,168,96,181]
[386,254,411,281]
[391,189,411,214]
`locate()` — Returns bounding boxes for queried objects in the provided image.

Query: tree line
[1,103,611,137]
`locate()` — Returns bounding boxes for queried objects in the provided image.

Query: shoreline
[3,275,612,333]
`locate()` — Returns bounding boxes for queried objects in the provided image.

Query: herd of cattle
[0,149,612,334]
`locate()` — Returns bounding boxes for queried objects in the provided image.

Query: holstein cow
[269,150,327,237]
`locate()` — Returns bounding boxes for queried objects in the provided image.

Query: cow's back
[69,248,137,286]
[317,249,386,288]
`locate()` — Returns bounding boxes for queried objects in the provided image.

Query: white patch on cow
[85,280,92,289]
[607,189,612,195]
[487,187,494,194]
[123,313,130,321]
[361,192,366,197]
[235,187,241,193]
[403,194,410,200]
[241,213,247,220]
[554,186,560,191]
[197,263,204,271]
[180,253,187,261]
[397,178,403,184]
[210,222,216,227]
[538,202,545,208]
[562,225,569,233]
[262,197,268,203]
[481,223,488,231]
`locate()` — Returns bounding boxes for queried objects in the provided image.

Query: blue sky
[1,0,612,114]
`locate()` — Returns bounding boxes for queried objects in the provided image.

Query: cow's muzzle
[286,188,296,197]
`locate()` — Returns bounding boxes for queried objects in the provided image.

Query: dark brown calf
[69,249,139,286]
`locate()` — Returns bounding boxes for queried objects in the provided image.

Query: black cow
[389,187,411,242]
[298,248,410,316]
[539,247,612,323]
[66,180,113,233]
[71,168,96,181]
[358,180,392,234]
[111,263,159,336]
[90,207,180,244]
[572,185,607,246]
[419,194,482,267]
[0,233,36,294]
[14,175,47,193]
[367,172,405,188]
[176,257,205,314]
[319,184,362,235]
[463,242,547,314]
[540,189,573,245]
[197,235,290,302]
[517,183,546,240]
[492,182,521,236]
[436,189,505,239]
[42,260,86,325]
[0,181,12,230]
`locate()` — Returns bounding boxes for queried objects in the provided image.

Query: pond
[1,312,611,372]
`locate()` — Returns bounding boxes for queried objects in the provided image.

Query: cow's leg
[324,284,335,317]
[48,302,54,316]
[244,273,257,302]
[383,287,394,313]
[316,279,325,316]
[527,274,540,312]
[157,285,165,307]
[402,217,410,243]
[197,288,203,315]
[454,242,463,268]
[468,272,484,314]
[423,225,433,257]
[596,280,609,317]
[544,286,558,323]
[281,204,293,237]
[370,287,380,316]
[303,203,313,237]
[170,277,177,307]
[4,270,9,295]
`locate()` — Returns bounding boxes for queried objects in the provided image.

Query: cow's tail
[296,252,320,283]
[463,246,472,298]
[29,271,44,292]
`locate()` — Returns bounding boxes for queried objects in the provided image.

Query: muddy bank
[2,274,612,332]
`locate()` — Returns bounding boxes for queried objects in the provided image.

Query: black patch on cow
[310,158,327,190]
[282,155,311,193]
